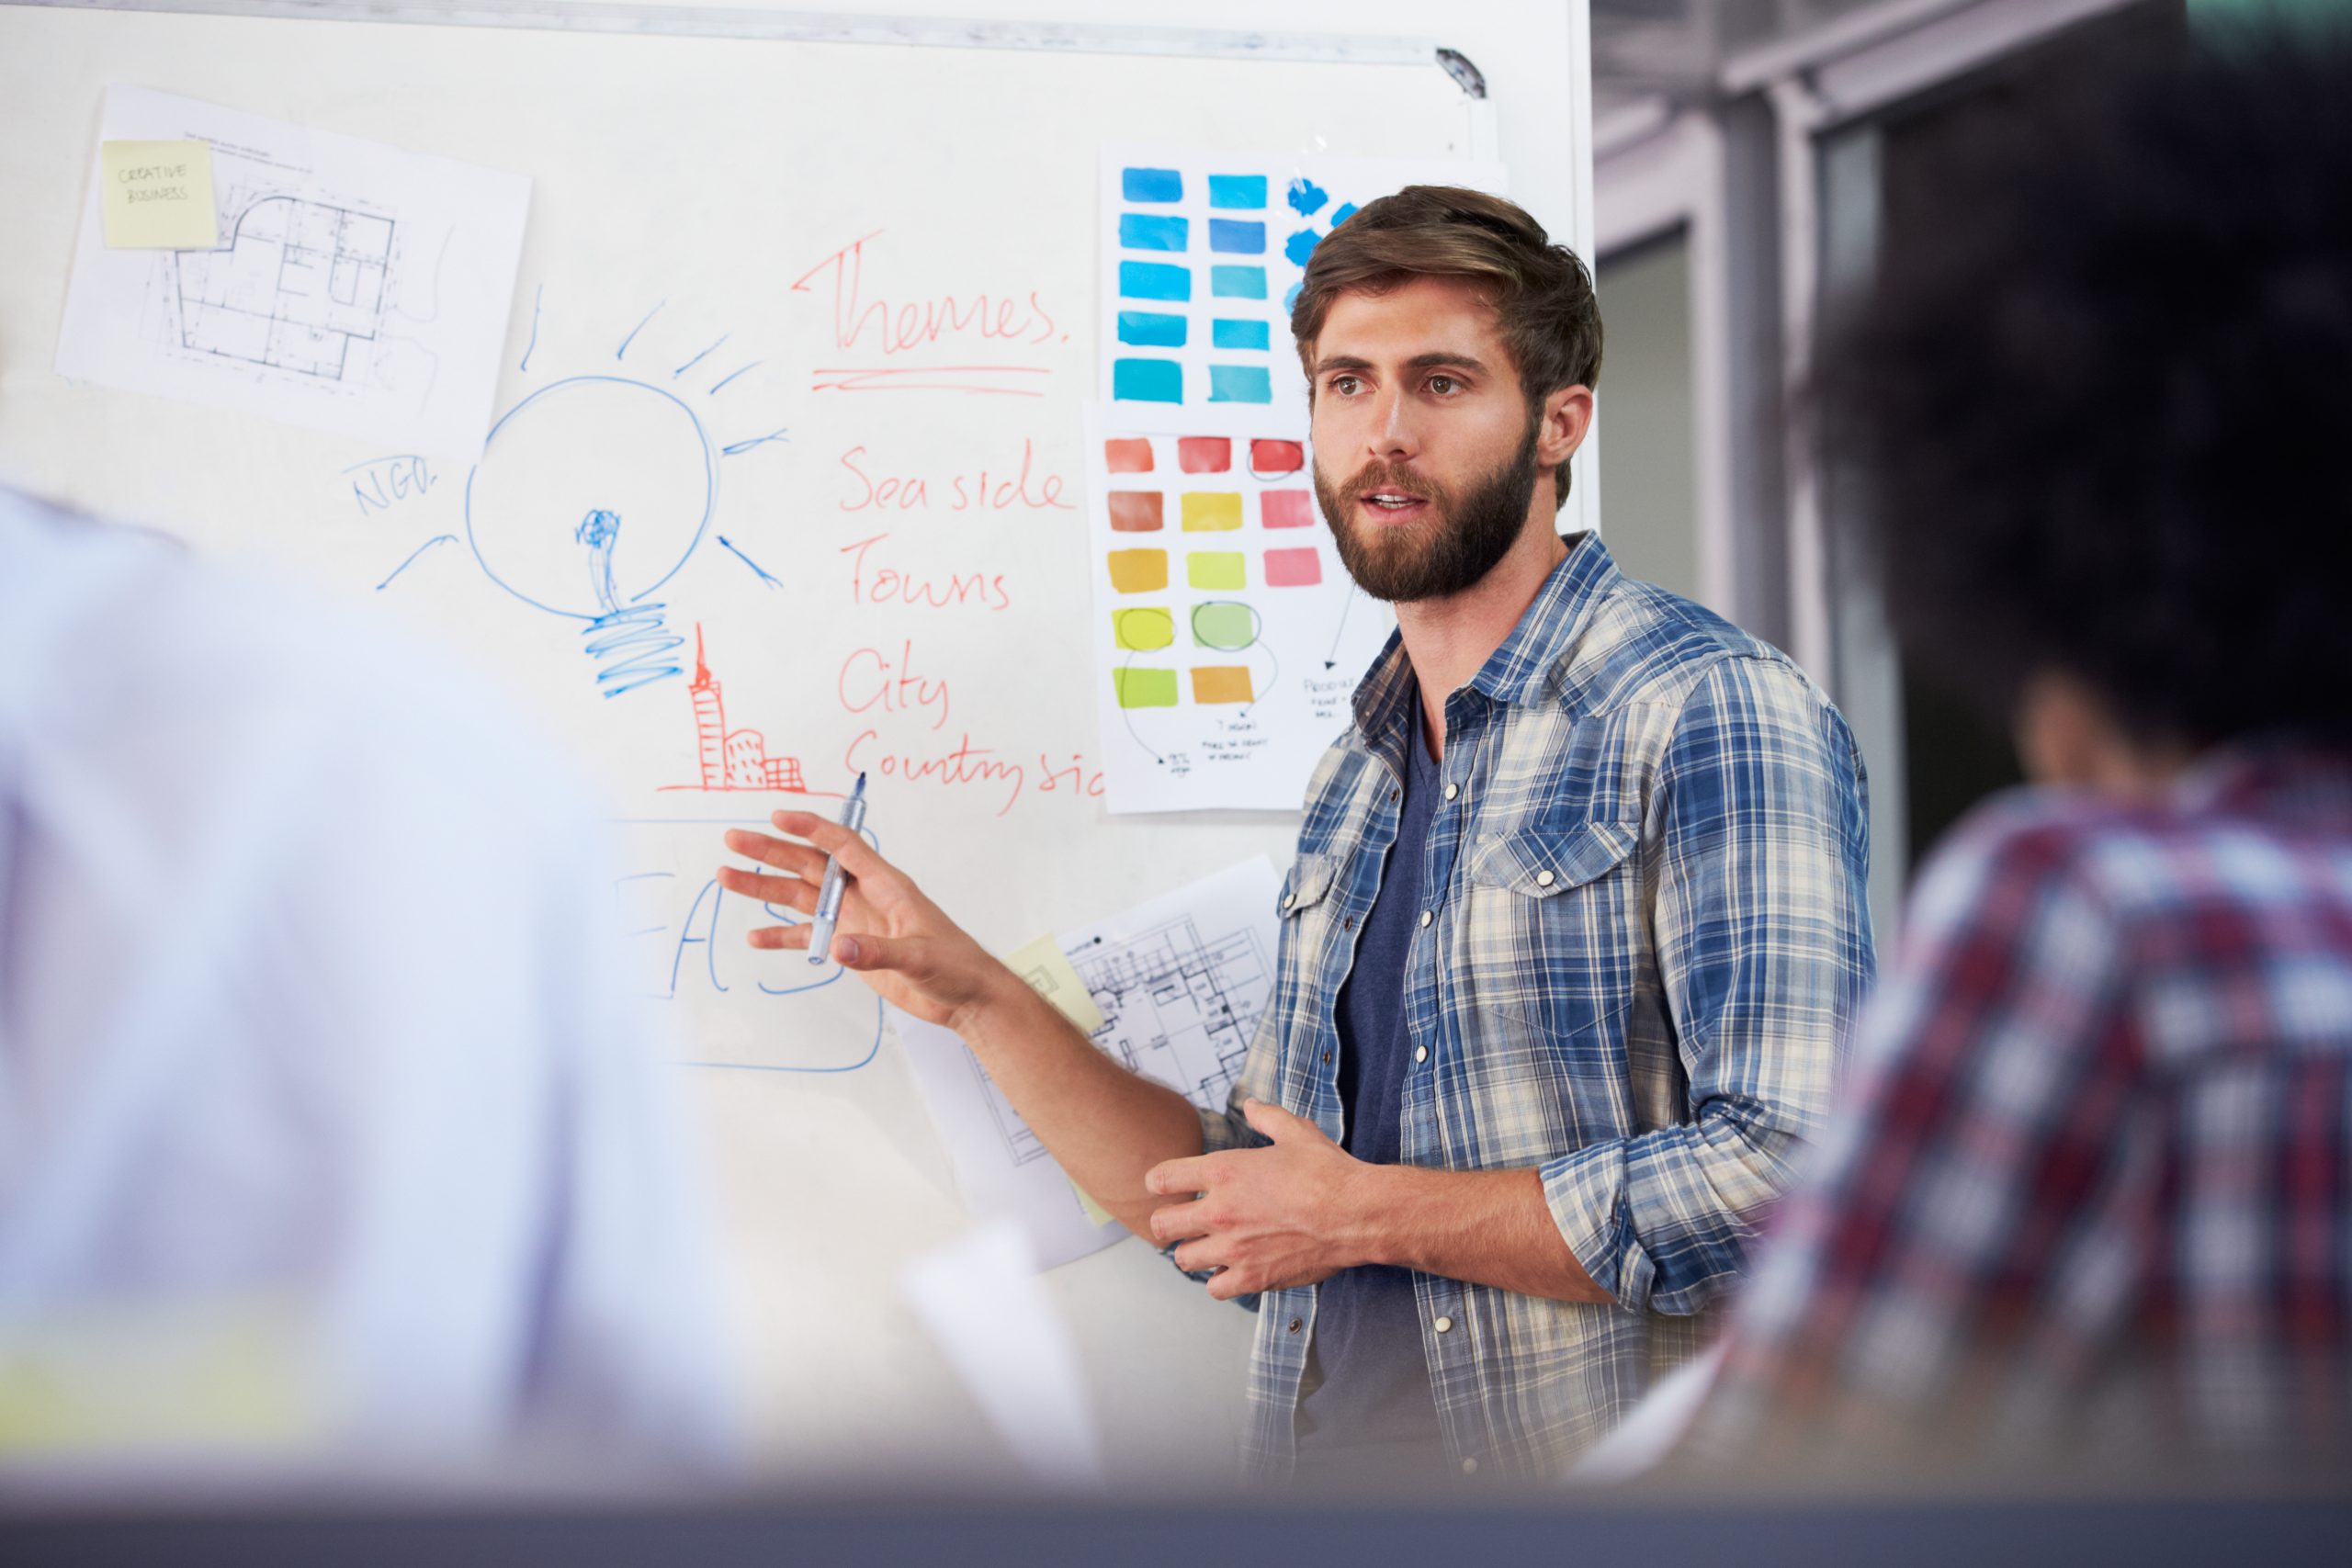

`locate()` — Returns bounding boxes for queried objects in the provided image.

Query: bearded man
[720,187,1874,1483]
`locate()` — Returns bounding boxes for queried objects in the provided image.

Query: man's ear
[1537,384,1595,470]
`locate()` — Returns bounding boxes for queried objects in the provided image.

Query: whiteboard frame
[0,0,1455,70]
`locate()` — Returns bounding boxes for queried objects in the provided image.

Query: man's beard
[1312,423,1541,604]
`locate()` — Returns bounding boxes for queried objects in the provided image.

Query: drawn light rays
[379,287,799,693]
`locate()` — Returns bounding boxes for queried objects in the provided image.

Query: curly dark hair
[1821,27,2352,746]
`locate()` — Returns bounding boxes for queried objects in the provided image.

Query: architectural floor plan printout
[896,857,1283,1269]
[57,86,529,455]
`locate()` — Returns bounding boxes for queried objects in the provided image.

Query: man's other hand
[1144,1100,1376,1302]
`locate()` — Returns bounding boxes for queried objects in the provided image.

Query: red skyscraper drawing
[680,624,808,793]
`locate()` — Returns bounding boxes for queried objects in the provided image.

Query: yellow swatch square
[1187,552,1247,591]
[101,140,219,250]
[1113,608,1175,651]
[1180,491,1244,532]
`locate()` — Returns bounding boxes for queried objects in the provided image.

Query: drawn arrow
[1239,604,1279,716]
[1323,582,1363,669]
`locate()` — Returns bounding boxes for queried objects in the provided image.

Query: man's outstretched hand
[718,810,1013,1031]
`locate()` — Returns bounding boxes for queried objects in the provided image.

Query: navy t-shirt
[1294,694,1444,1463]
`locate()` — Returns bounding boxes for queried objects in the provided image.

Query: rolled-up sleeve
[1541,656,1875,1315]
[1164,1009,1280,1302]
[1195,1021,1278,1158]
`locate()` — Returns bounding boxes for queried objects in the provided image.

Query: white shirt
[0,491,742,1482]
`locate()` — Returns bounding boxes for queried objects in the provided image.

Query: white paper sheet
[1083,403,1393,813]
[896,857,1283,1269]
[1097,143,1507,423]
[57,86,530,457]
[1568,1343,1724,1483]
[899,1222,1106,1488]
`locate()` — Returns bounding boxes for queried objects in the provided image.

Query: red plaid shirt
[1691,741,2352,1472]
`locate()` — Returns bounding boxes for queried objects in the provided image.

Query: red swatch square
[1108,491,1164,532]
[1250,439,1306,476]
[1103,438,1155,474]
[1264,547,1323,587]
[1261,490,1315,528]
[1177,437,1232,473]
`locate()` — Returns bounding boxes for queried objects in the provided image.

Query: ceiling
[1589,0,1913,116]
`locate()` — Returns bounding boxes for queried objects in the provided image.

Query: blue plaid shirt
[1196,535,1874,1480]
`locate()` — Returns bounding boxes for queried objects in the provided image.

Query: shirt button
[1287,1317,1303,1334]
[1419,909,1433,928]
[1322,1049,1333,1066]
[1344,915,1356,931]
[1414,1045,1429,1064]
[1434,1314,1453,1333]
[1461,1457,1478,1475]
[1389,788,1400,803]
[1535,870,1555,887]
[1283,893,1296,908]
[1443,783,1459,802]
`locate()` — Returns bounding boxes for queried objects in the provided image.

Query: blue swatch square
[1119,262,1191,302]
[1210,265,1267,299]
[1117,310,1188,348]
[1114,358,1183,403]
[1122,167,1182,203]
[1207,365,1273,403]
[1120,213,1189,253]
[1208,220,1266,254]
[1212,318,1271,351]
[1208,175,1268,209]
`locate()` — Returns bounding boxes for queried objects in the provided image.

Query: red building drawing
[684,625,807,793]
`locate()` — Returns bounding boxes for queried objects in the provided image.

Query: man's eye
[1428,375,1461,395]
[1330,375,1362,396]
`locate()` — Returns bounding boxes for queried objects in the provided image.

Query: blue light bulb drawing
[465,374,718,696]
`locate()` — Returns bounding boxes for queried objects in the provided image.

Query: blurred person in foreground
[0,490,742,1489]
[1679,29,2352,1483]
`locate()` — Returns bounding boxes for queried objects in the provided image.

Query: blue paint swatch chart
[1096,143,1506,422]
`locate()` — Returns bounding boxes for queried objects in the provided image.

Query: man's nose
[1367,387,1419,462]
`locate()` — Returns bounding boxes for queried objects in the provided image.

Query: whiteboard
[0,1,1554,1480]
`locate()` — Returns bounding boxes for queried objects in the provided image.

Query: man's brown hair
[1290,186,1602,505]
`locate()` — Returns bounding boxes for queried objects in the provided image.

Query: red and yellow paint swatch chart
[1083,409,1394,813]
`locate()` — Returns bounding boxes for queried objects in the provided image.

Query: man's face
[1306,276,1543,604]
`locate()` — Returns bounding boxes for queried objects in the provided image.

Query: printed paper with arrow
[1082,402,1393,813]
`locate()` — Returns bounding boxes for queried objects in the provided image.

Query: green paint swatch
[1113,668,1180,708]
[1191,602,1257,650]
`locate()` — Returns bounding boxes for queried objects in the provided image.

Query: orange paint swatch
[1191,666,1255,705]
[1103,438,1155,473]
[1107,491,1164,532]
[1107,549,1169,593]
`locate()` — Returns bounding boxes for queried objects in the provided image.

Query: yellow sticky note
[101,140,219,250]
[1007,931,1104,1034]
[1069,1180,1117,1227]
